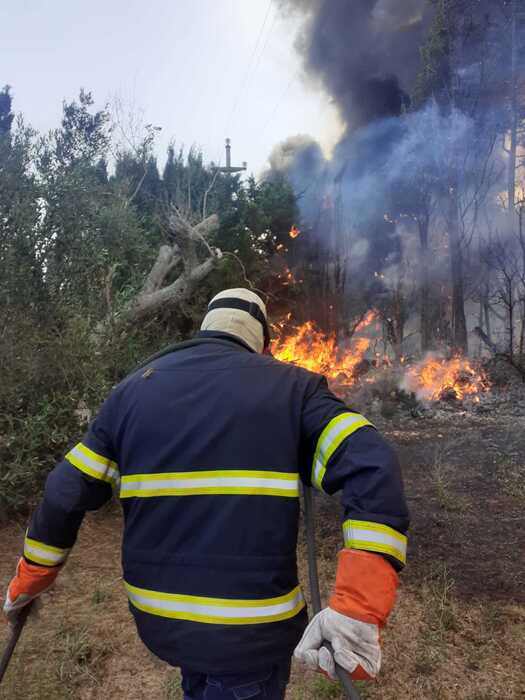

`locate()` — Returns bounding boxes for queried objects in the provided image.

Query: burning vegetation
[271,317,373,387]
[402,355,490,403]
[272,315,490,405]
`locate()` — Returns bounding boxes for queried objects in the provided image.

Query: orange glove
[330,549,398,627]
[330,548,398,679]
[3,558,61,625]
[295,549,398,681]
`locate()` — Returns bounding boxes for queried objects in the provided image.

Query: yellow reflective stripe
[76,443,117,470]
[121,487,297,498]
[343,519,407,565]
[127,601,306,625]
[24,535,69,567]
[126,583,301,607]
[120,470,299,499]
[125,582,305,625]
[123,470,298,482]
[312,412,373,491]
[66,442,119,485]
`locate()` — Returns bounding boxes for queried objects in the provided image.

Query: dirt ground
[1,406,524,699]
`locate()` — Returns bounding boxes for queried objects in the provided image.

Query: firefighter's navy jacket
[24,334,409,673]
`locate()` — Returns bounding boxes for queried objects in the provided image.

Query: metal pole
[0,602,33,684]
[303,486,362,700]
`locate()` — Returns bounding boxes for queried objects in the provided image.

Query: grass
[431,446,470,513]
[55,625,100,687]
[1,412,525,699]
[496,457,525,502]
[165,670,183,699]
[1,524,523,700]
[91,588,111,606]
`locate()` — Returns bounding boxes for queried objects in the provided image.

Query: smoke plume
[269,0,513,353]
[278,0,432,130]
[271,2,506,270]
[270,0,437,274]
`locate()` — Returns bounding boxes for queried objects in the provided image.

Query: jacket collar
[195,330,255,353]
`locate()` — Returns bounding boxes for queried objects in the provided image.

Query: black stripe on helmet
[207,297,270,348]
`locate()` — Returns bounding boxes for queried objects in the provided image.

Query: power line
[247,6,278,95]
[258,73,298,144]
[225,0,274,135]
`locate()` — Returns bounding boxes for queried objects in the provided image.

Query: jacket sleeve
[23,394,119,568]
[300,374,409,571]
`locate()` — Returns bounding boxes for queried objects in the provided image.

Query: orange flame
[403,355,489,402]
[354,310,377,333]
[289,225,301,239]
[271,315,376,386]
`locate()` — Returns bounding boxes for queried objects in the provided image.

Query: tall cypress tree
[0,85,14,137]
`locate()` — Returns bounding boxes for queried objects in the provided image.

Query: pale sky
[1,0,342,176]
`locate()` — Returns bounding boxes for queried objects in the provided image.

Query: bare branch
[95,212,222,340]
[140,244,181,296]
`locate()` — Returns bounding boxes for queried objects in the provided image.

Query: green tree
[0,86,299,514]
[0,85,14,138]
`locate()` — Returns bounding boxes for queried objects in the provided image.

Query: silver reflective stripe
[24,536,69,567]
[312,412,373,491]
[120,470,300,498]
[343,519,407,565]
[125,582,305,624]
[66,443,119,485]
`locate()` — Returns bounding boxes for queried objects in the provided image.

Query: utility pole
[213,138,247,175]
[203,139,247,217]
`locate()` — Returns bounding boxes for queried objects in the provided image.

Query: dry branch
[95,210,221,338]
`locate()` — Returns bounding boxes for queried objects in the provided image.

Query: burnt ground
[1,399,524,699]
[390,412,525,604]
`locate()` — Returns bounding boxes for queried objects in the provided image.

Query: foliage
[412,0,452,109]
[0,84,14,136]
[0,89,298,515]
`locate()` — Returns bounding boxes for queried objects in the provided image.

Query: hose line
[0,602,33,684]
[303,485,362,700]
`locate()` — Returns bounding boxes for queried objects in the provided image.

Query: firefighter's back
[113,338,314,672]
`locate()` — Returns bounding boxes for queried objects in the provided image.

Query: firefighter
[3,288,409,699]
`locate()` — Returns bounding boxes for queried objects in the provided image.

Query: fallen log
[473,326,498,354]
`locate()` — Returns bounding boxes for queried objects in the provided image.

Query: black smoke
[270,0,435,274]
[278,0,432,130]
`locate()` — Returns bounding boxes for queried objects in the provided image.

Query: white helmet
[201,288,269,354]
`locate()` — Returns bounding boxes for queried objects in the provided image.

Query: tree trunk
[518,207,525,361]
[518,299,525,364]
[483,295,492,343]
[448,183,468,354]
[508,0,518,210]
[418,214,432,353]
[508,281,515,364]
